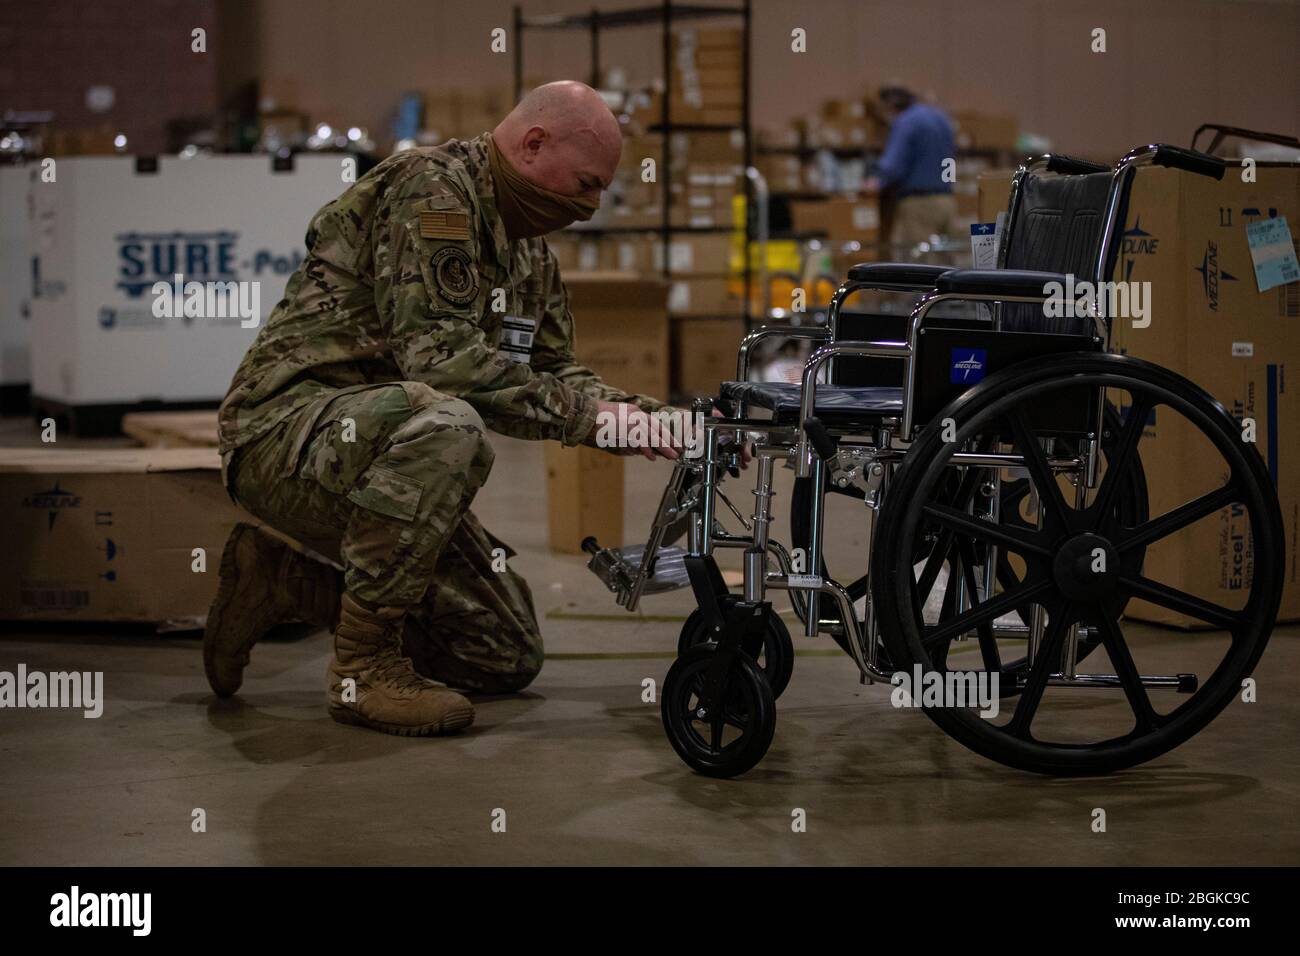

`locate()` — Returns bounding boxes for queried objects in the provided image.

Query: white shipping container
[29,154,344,406]
[0,164,32,388]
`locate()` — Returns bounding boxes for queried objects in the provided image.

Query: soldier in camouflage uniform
[204,81,678,736]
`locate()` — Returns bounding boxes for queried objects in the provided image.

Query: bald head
[492,81,622,201]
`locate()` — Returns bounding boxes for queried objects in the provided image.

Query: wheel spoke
[959,539,1002,673]
[1092,397,1152,519]
[917,533,952,602]
[1094,613,1162,732]
[1006,608,1070,739]
[995,553,1034,628]
[1007,408,1070,522]
[923,578,1052,649]
[1118,483,1239,552]
[916,467,985,599]
[709,711,725,750]
[933,551,960,667]
[1119,574,1242,631]
[922,501,1053,558]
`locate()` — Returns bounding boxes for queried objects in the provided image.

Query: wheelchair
[584,143,1284,778]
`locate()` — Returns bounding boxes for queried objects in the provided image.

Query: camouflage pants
[227,381,543,693]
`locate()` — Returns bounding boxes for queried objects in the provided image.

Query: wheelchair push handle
[1151,145,1227,180]
[1045,154,1110,175]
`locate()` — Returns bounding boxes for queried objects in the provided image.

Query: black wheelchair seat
[720,380,903,427]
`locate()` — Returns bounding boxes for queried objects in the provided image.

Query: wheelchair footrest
[583,539,693,598]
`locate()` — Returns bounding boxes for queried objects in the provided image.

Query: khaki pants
[890,193,959,249]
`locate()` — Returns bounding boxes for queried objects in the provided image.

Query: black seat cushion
[721,380,902,427]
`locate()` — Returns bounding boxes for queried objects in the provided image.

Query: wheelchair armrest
[935,268,1071,300]
[846,262,953,289]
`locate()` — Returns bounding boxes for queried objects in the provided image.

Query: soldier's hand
[591,400,681,461]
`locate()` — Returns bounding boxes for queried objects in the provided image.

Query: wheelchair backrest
[1000,169,1115,335]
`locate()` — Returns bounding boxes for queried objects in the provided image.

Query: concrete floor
[2,419,1298,866]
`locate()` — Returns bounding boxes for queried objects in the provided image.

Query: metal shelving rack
[512,0,754,325]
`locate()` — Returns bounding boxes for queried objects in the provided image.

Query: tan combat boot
[204,523,342,698]
[327,594,475,736]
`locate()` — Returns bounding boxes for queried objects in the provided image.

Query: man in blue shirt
[864,86,958,251]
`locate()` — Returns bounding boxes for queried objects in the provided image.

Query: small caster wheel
[678,606,795,699]
[662,643,776,778]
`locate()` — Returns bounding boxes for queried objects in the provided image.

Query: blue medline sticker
[950,348,987,384]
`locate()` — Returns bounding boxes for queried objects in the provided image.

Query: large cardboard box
[0,448,251,626]
[668,276,737,316]
[790,197,880,244]
[28,155,342,409]
[657,233,733,275]
[546,273,666,555]
[951,110,1019,152]
[673,316,746,397]
[1109,164,1300,625]
[564,272,670,400]
[976,168,1017,222]
[543,444,623,555]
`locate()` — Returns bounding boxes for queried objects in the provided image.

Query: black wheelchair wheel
[678,606,795,700]
[792,402,1148,685]
[662,643,776,778]
[872,352,1282,775]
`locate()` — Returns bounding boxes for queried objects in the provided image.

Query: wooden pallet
[120,410,220,448]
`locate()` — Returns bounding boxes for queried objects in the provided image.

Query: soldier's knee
[390,389,493,474]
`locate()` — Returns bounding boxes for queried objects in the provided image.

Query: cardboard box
[790,197,880,243]
[1108,164,1300,625]
[0,448,251,626]
[673,317,746,397]
[827,198,881,242]
[951,110,1019,152]
[657,233,733,275]
[668,276,737,316]
[563,272,670,401]
[674,27,743,50]
[976,168,1017,222]
[544,444,623,555]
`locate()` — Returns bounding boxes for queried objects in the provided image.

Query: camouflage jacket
[218,132,665,462]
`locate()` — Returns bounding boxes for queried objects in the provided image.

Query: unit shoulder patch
[431,246,479,305]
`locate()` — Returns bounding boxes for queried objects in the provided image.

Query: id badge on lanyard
[497,315,536,364]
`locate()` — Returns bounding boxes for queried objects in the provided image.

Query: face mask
[487,134,599,240]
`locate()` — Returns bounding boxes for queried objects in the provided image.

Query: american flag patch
[419,210,471,240]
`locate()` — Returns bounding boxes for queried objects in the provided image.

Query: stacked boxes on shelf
[669,28,745,126]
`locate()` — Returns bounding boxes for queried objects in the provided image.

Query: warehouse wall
[2,0,1296,158]
[0,0,219,154]
[242,0,1298,157]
